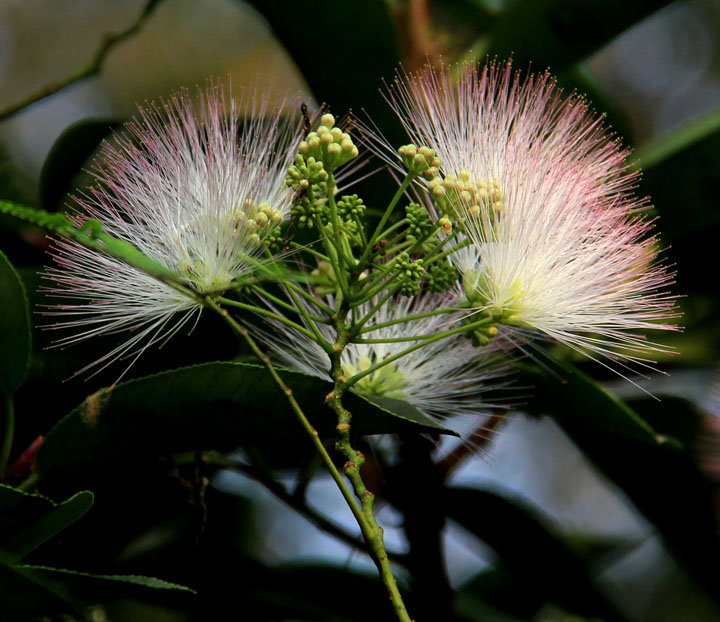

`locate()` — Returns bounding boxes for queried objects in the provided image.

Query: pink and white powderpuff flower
[371,60,678,372]
[251,291,511,423]
[44,83,306,377]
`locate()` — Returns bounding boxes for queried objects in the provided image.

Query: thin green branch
[346,317,495,389]
[217,296,316,341]
[252,286,332,324]
[284,281,335,316]
[357,175,413,271]
[0,0,164,123]
[202,296,370,533]
[358,305,467,334]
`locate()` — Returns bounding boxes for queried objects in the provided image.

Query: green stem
[376,218,410,243]
[288,241,330,263]
[352,286,400,333]
[350,274,402,308]
[315,215,350,300]
[0,394,14,480]
[282,286,335,354]
[327,186,355,267]
[285,281,335,316]
[202,297,370,532]
[357,175,413,272]
[358,306,468,334]
[346,317,495,389]
[252,286,332,324]
[327,307,413,622]
[217,297,316,341]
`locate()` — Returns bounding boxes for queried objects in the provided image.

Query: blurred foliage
[0,1,719,621]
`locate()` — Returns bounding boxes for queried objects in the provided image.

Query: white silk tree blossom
[44,84,305,375]
[252,292,509,422]
[374,60,678,370]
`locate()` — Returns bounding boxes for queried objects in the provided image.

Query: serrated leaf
[36,362,451,479]
[0,553,78,618]
[448,487,622,620]
[0,250,31,396]
[39,119,119,211]
[0,485,94,563]
[17,565,195,598]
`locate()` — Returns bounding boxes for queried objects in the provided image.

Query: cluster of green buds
[286,154,329,190]
[429,171,503,224]
[299,113,358,173]
[395,252,425,297]
[398,144,441,180]
[426,257,458,294]
[337,194,365,220]
[405,202,434,239]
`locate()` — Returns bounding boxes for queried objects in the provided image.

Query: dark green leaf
[38,119,119,211]
[0,485,93,563]
[521,363,661,444]
[0,553,192,620]
[17,565,195,599]
[0,250,31,396]
[36,362,452,479]
[633,108,720,171]
[447,486,621,620]
[0,553,78,619]
[485,0,675,71]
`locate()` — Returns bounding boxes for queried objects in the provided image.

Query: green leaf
[485,0,675,70]
[521,362,661,445]
[0,553,78,619]
[0,250,31,396]
[16,565,195,599]
[39,118,119,211]
[36,362,451,479]
[633,108,720,171]
[0,485,94,563]
[448,486,622,620]
[0,553,193,620]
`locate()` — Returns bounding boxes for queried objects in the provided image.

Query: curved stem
[346,317,495,389]
[217,296,316,341]
[358,306,467,334]
[202,296,369,532]
[252,285,332,324]
[326,305,413,622]
[357,175,413,272]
